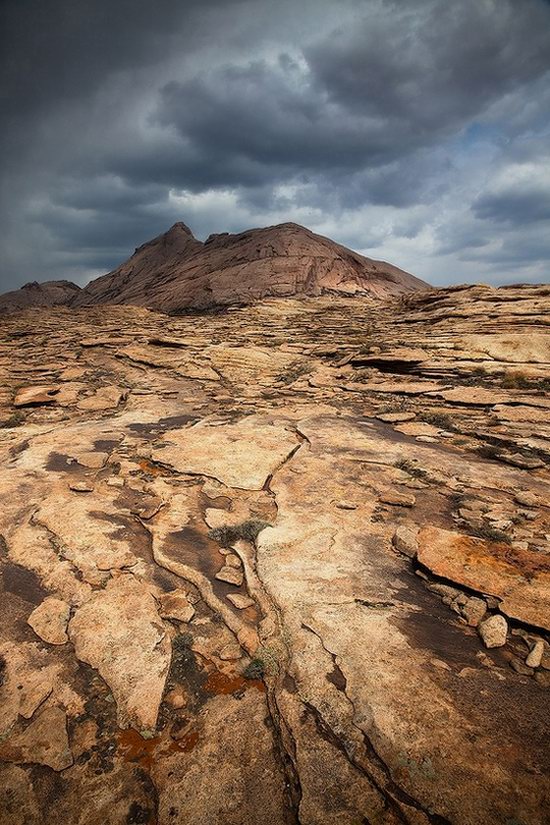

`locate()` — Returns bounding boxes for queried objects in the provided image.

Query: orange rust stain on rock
[117,728,161,772]
[138,458,165,477]
[203,670,265,695]
[454,535,550,579]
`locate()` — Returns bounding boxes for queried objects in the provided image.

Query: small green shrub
[421,411,454,430]
[394,458,428,480]
[0,411,25,429]
[208,519,271,547]
[243,658,265,680]
[476,444,502,461]
[275,361,311,385]
[469,524,511,544]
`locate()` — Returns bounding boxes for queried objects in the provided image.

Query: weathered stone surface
[226,593,255,609]
[34,493,137,583]
[0,280,80,313]
[158,590,195,623]
[0,707,73,771]
[0,765,42,825]
[514,491,539,507]
[215,566,244,586]
[152,417,298,490]
[77,386,124,411]
[526,639,545,668]
[74,450,109,468]
[376,412,417,423]
[380,490,416,507]
[1,281,550,825]
[69,575,170,729]
[461,596,487,627]
[28,597,70,644]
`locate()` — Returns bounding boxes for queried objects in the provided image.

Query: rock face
[0,280,80,313]
[0,281,549,824]
[72,220,427,311]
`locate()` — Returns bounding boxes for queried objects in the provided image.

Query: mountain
[72,221,428,312]
[0,279,81,313]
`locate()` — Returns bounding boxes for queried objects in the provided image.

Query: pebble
[526,639,544,669]
[224,554,242,569]
[376,412,416,423]
[226,593,255,609]
[379,491,416,507]
[461,597,487,627]
[392,526,418,559]
[336,501,358,510]
[215,566,244,586]
[478,614,508,648]
[428,583,463,600]
[69,480,94,492]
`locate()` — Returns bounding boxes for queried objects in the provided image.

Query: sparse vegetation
[275,361,311,385]
[476,444,502,461]
[421,411,454,430]
[168,633,194,683]
[496,370,550,392]
[449,492,465,511]
[0,411,25,429]
[243,658,265,680]
[468,524,512,544]
[243,645,280,680]
[394,458,429,480]
[500,371,530,389]
[208,519,271,547]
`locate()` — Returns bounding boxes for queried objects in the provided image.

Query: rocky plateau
[0,276,549,824]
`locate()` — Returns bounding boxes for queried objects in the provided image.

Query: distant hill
[0,280,81,313]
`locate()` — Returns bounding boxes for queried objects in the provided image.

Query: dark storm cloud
[0,0,237,118]
[0,0,549,290]
[142,0,550,197]
[475,189,550,225]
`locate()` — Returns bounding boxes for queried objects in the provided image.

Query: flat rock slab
[14,385,59,407]
[68,575,170,729]
[77,386,124,411]
[27,597,70,645]
[417,526,550,631]
[0,707,72,771]
[358,380,445,395]
[432,387,512,406]
[152,417,298,490]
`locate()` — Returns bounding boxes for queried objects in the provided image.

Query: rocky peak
[74,219,428,312]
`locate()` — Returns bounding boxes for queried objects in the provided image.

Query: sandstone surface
[0,282,549,824]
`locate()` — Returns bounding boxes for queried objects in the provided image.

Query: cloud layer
[1,0,549,290]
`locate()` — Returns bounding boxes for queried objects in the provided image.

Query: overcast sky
[1,0,549,291]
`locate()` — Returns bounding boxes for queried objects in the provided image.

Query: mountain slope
[73,221,428,312]
[0,280,81,313]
